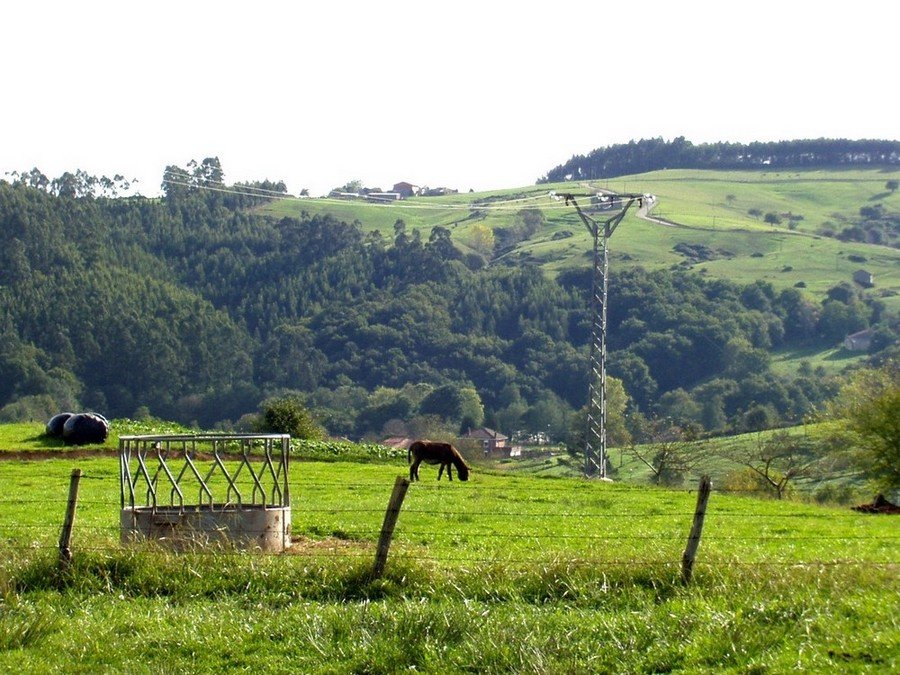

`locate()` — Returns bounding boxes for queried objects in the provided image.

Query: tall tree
[829,362,900,493]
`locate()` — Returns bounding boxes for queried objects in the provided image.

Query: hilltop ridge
[540,137,900,183]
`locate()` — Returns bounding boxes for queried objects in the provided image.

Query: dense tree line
[1,162,895,443]
[539,138,900,183]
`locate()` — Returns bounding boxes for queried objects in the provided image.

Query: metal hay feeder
[119,433,292,552]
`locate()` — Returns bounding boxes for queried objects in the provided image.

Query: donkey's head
[455,458,470,481]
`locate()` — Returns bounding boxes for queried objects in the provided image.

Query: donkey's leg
[447,463,454,481]
[410,459,421,481]
[437,463,445,480]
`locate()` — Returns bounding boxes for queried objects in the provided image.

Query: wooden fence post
[59,468,83,569]
[681,475,711,585]
[373,475,410,579]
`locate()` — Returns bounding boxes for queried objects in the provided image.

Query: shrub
[255,395,324,440]
[721,467,792,499]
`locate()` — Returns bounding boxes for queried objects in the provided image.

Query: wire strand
[159,175,642,213]
[1,543,896,568]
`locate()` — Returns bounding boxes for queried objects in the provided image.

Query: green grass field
[770,343,868,377]
[0,420,195,455]
[1,443,896,672]
[0,420,871,498]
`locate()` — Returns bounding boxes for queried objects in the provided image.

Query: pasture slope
[0,425,897,672]
[262,168,900,315]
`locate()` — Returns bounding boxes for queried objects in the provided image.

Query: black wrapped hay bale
[62,412,110,445]
[46,412,74,438]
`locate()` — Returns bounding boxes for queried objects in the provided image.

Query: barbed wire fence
[1,467,897,585]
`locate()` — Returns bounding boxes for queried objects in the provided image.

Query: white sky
[2,0,897,197]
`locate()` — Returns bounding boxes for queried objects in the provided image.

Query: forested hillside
[1,162,896,442]
[540,137,900,183]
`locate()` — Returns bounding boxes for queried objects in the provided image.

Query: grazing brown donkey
[408,440,470,481]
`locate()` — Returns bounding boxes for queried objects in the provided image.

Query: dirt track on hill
[637,197,679,227]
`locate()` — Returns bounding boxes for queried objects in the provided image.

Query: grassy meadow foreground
[0,430,897,672]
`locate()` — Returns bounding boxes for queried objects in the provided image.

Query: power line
[1,543,895,568]
[161,170,564,206]
[159,178,563,211]
[10,525,895,543]
[159,174,644,213]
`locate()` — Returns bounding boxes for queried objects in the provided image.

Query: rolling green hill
[261,168,900,313]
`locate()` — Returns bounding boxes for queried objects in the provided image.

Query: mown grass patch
[770,343,868,377]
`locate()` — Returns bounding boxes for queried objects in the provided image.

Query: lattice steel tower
[561,192,647,478]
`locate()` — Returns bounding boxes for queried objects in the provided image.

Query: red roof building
[460,427,509,455]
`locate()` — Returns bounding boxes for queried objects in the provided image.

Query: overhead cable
[160,175,643,212]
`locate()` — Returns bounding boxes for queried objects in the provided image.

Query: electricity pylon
[559,191,647,478]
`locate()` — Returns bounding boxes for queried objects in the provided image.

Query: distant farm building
[392,182,420,198]
[390,182,458,199]
[461,427,509,456]
[366,192,401,202]
[844,329,874,351]
[853,269,875,287]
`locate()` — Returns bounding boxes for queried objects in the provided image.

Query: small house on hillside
[844,329,874,352]
[853,269,875,287]
[460,427,509,456]
[392,182,420,199]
